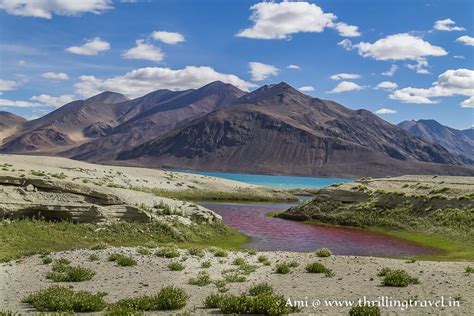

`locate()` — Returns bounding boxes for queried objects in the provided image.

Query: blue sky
[0,0,473,129]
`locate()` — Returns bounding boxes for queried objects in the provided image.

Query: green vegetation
[257,255,269,263]
[187,247,205,257]
[91,242,108,250]
[156,246,180,258]
[47,261,96,282]
[275,262,291,274]
[108,286,188,311]
[213,249,228,257]
[41,256,53,265]
[22,286,107,312]
[168,261,185,271]
[137,247,150,255]
[315,248,332,257]
[465,266,474,273]
[88,254,100,262]
[0,219,248,262]
[201,260,211,268]
[378,268,419,287]
[189,271,212,286]
[305,262,327,274]
[108,253,137,267]
[248,283,274,296]
[349,305,381,316]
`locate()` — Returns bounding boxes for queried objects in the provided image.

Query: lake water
[176,170,351,189]
[202,202,437,256]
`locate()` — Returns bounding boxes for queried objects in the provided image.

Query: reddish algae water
[202,202,437,256]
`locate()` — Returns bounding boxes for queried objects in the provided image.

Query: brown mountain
[398,119,474,162]
[117,83,474,177]
[0,111,26,145]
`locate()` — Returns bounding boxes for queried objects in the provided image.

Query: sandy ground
[1,247,472,315]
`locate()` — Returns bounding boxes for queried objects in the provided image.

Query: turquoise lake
[176,170,352,189]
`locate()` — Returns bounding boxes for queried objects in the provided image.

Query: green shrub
[156,246,180,258]
[42,257,53,265]
[213,249,228,257]
[201,260,211,268]
[223,272,246,283]
[203,293,226,308]
[257,255,269,263]
[0,311,19,316]
[315,248,332,257]
[56,257,71,265]
[91,242,108,250]
[238,263,257,275]
[248,282,273,296]
[465,266,474,273]
[217,294,299,314]
[104,305,144,315]
[47,264,96,282]
[349,305,381,316]
[187,247,205,258]
[233,257,246,266]
[245,249,257,255]
[288,260,299,268]
[275,263,291,274]
[137,247,150,255]
[189,272,212,286]
[111,286,188,311]
[305,262,327,274]
[22,286,106,312]
[381,269,419,287]
[377,267,392,277]
[168,262,185,271]
[88,254,100,262]
[108,254,137,267]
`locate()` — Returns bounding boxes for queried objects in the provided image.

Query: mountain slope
[117,83,473,177]
[398,119,474,162]
[0,112,26,145]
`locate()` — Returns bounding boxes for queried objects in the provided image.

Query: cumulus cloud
[31,94,75,107]
[287,64,301,70]
[67,37,110,56]
[375,108,397,114]
[236,1,360,40]
[456,35,474,46]
[0,0,112,19]
[461,96,474,108]
[151,31,185,44]
[343,33,447,61]
[376,81,398,90]
[382,64,399,77]
[327,81,363,93]
[330,73,361,80]
[122,40,164,62]
[248,62,279,81]
[0,79,19,91]
[390,68,474,106]
[406,58,430,74]
[298,86,315,92]
[0,98,40,107]
[434,18,465,31]
[41,72,69,80]
[74,66,256,98]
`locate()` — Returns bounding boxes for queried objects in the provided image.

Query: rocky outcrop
[0,174,221,224]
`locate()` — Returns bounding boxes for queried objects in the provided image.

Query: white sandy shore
[1,247,472,315]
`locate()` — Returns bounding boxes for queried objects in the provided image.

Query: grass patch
[248,282,274,296]
[108,254,137,267]
[305,262,327,274]
[349,305,381,316]
[88,254,100,262]
[0,219,248,262]
[137,247,150,255]
[168,261,185,271]
[109,286,188,311]
[22,286,107,312]
[465,266,474,274]
[189,271,212,286]
[205,293,299,314]
[275,263,291,274]
[156,246,180,258]
[315,248,332,257]
[187,247,205,257]
[213,249,228,257]
[378,268,419,287]
[201,260,211,268]
[47,263,96,282]
[41,256,53,265]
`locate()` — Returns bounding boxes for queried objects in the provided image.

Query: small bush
[47,264,96,282]
[104,305,144,315]
[239,263,257,275]
[305,262,327,274]
[248,283,274,296]
[91,242,108,250]
[56,257,71,265]
[110,286,188,311]
[168,262,185,271]
[42,257,53,265]
[233,257,246,266]
[465,266,474,274]
[381,269,419,287]
[217,293,299,314]
[213,249,228,257]
[108,254,137,267]
[224,272,246,283]
[245,249,257,255]
[137,247,150,255]
[257,255,269,263]
[204,293,226,308]
[315,248,332,257]
[288,260,299,268]
[88,254,100,262]
[156,247,180,258]
[275,263,291,274]
[187,247,205,258]
[189,272,212,286]
[349,305,381,316]
[22,286,106,312]
[201,260,211,268]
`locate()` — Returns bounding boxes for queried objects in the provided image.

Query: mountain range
[1,81,473,178]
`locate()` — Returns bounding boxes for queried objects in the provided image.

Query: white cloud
[338,39,353,50]
[454,55,465,59]
[0,79,19,91]
[375,108,397,114]
[334,22,361,37]
[31,94,75,107]
[330,73,361,80]
[248,62,279,81]
[376,81,398,90]
[345,33,447,61]
[0,98,40,107]
[406,58,430,74]
[434,18,465,31]
[67,37,110,56]
[236,1,360,39]
[390,68,474,106]
[0,0,112,19]
[287,64,301,70]
[456,35,474,46]
[18,59,26,66]
[298,86,315,92]
[382,64,399,76]
[151,31,185,44]
[122,40,164,62]
[41,72,69,80]
[75,66,256,98]
[461,96,474,108]
[327,81,363,93]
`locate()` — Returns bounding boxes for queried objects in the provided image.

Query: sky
[0,0,473,129]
